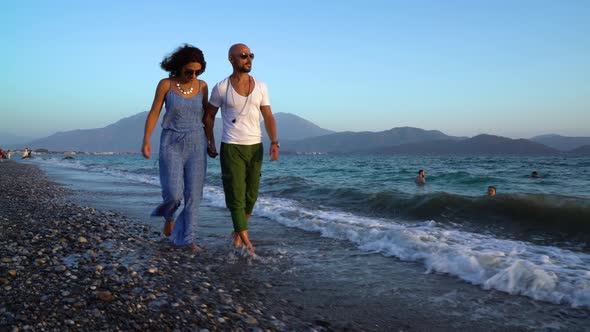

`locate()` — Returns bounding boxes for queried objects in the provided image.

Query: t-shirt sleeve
[209,83,222,108]
[260,82,270,106]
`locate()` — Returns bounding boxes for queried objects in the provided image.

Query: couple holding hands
[142,43,279,256]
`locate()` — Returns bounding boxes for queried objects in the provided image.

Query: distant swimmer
[487,186,497,196]
[530,171,541,178]
[415,169,426,186]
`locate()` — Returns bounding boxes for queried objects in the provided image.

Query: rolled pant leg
[170,131,207,246]
[220,143,248,232]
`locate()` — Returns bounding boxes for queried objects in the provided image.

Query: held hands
[207,141,218,158]
[142,142,151,159]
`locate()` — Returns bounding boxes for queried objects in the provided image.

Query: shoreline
[0,161,318,331]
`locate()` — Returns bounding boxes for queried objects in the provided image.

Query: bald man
[204,43,279,256]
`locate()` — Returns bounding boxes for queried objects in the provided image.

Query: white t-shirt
[209,77,270,145]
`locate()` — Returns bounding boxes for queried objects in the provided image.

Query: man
[487,186,497,196]
[204,43,279,256]
[415,169,426,186]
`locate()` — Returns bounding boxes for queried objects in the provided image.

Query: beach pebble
[96,291,114,301]
[244,316,259,325]
[54,265,67,272]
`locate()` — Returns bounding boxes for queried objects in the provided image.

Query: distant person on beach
[6,150,10,160]
[487,186,497,196]
[21,148,31,159]
[141,44,209,252]
[415,169,426,186]
[204,43,279,256]
[530,171,541,178]
[0,149,4,162]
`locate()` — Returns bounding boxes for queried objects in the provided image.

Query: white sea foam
[30,157,590,308]
[246,194,590,308]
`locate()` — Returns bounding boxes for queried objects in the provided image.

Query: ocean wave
[263,184,590,235]
[29,157,160,186]
[238,190,590,309]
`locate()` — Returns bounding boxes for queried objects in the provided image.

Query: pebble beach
[0,161,320,331]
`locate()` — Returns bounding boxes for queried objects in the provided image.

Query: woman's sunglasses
[183,70,200,77]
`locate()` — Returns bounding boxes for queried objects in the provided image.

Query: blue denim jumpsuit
[151,87,207,247]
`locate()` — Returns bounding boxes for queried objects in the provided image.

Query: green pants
[220,143,263,232]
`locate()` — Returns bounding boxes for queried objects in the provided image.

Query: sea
[19,153,590,330]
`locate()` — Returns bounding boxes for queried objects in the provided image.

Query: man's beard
[237,64,251,73]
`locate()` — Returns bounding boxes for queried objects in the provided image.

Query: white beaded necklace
[176,81,194,95]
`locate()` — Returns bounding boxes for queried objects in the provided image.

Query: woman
[142,44,208,251]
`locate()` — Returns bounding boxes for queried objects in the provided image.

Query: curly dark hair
[160,44,206,77]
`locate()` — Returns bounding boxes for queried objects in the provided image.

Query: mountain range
[529,134,590,151]
[8,112,590,155]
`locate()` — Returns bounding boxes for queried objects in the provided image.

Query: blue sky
[3,0,589,139]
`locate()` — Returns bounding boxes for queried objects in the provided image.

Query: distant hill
[25,112,574,155]
[567,145,590,156]
[282,127,464,153]
[27,112,334,152]
[0,133,37,150]
[269,113,333,140]
[28,112,158,153]
[371,134,560,155]
[530,134,590,151]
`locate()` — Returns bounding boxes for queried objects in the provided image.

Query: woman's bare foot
[187,243,204,253]
[163,220,175,237]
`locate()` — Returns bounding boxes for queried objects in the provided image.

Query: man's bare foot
[187,243,204,252]
[236,230,255,256]
[163,221,174,237]
[246,244,255,256]
[232,231,243,247]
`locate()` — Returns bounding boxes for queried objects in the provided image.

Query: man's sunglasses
[238,53,255,60]
[183,70,199,76]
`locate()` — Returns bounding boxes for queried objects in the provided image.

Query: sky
[2,0,589,139]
